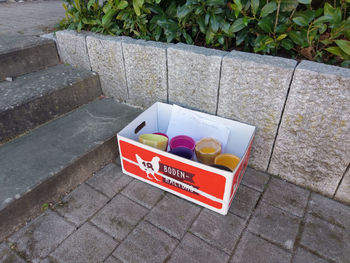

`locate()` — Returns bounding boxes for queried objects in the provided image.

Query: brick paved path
[1,162,350,263]
[0,1,65,36]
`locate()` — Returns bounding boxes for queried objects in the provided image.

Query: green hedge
[60,0,350,67]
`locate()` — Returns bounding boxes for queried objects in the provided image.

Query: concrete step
[0,98,141,240]
[0,35,59,80]
[0,64,102,144]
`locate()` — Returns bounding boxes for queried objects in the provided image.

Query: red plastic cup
[169,135,196,152]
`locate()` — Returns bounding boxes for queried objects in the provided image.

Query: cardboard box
[117,102,255,215]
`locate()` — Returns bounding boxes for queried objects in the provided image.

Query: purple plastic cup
[169,135,195,151]
[153,132,169,150]
[169,147,193,160]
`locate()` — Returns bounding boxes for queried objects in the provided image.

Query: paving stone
[308,193,350,229]
[56,30,91,70]
[300,214,350,263]
[123,39,168,108]
[146,194,201,239]
[262,177,309,217]
[269,61,350,196]
[229,184,261,220]
[55,183,108,226]
[50,222,117,263]
[104,256,123,263]
[335,168,350,204]
[86,34,128,102]
[293,248,329,263]
[121,179,165,209]
[190,209,245,254]
[248,201,300,250]
[8,210,75,261]
[168,43,227,114]
[168,232,229,263]
[86,163,132,198]
[0,243,26,263]
[113,221,178,263]
[231,232,292,263]
[91,194,148,241]
[218,51,297,170]
[241,167,270,192]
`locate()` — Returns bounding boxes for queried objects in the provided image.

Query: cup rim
[195,137,221,156]
[170,135,195,150]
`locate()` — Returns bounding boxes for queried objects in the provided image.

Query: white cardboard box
[117,102,255,215]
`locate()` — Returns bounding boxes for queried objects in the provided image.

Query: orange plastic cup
[214,153,240,171]
[195,138,221,165]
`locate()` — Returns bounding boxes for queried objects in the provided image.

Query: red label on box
[119,140,226,209]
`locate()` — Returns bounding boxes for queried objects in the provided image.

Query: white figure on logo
[135,154,161,181]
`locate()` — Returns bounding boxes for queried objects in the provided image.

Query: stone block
[121,179,164,209]
[145,194,201,239]
[8,210,75,261]
[86,34,128,101]
[55,30,91,70]
[293,248,328,263]
[168,43,227,114]
[335,168,350,204]
[308,192,350,229]
[91,194,148,241]
[229,184,261,220]
[190,209,245,254]
[50,222,117,263]
[241,167,270,192]
[113,221,178,263]
[168,233,229,263]
[269,61,350,196]
[231,232,292,263]
[248,201,300,250]
[86,163,132,198]
[218,51,297,170]
[300,214,350,262]
[55,183,108,226]
[262,177,309,217]
[123,39,168,107]
[105,256,123,263]
[0,243,25,263]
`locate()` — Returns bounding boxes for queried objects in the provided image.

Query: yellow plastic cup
[195,137,221,165]
[139,134,168,151]
[214,153,240,171]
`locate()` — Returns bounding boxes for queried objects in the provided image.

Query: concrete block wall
[55,30,350,203]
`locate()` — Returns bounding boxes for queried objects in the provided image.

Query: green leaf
[280,0,298,12]
[133,0,144,16]
[198,15,206,33]
[277,34,287,41]
[177,5,193,19]
[325,46,347,59]
[218,36,225,45]
[281,38,294,50]
[210,14,220,33]
[251,0,259,15]
[183,31,193,44]
[341,60,350,68]
[324,3,342,26]
[117,0,128,10]
[205,29,215,44]
[292,10,315,26]
[335,40,350,55]
[275,23,288,33]
[205,13,210,26]
[260,2,277,18]
[236,28,248,45]
[288,31,305,46]
[230,18,246,33]
[234,0,243,12]
[314,15,332,25]
[258,17,273,33]
[87,0,95,11]
[102,8,117,26]
[293,17,308,26]
[297,0,311,4]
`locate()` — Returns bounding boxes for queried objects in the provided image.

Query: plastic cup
[169,147,193,160]
[214,153,240,171]
[195,137,221,165]
[139,134,168,151]
[153,133,168,150]
[169,135,195,151]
